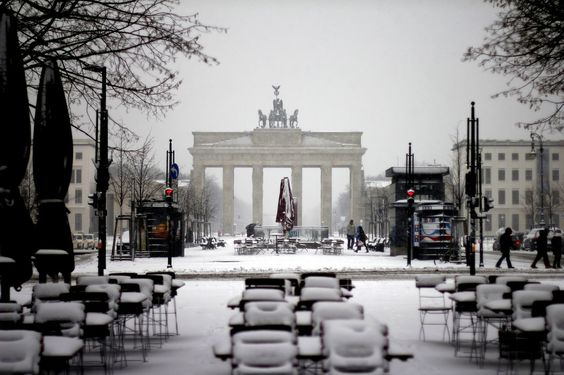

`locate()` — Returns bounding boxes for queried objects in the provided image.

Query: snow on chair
[415,275,451,342]
[545,303,564,374]
[310,301,364,336]
[298,287,343,311]
[34,301,85,374]
[475,283,511,366]
[241,301,295,332]
[0,302,23,329]
[0,329,42,374]
[321,319,388,375]
[230,330,298,375]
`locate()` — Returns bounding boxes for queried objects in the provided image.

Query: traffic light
[483,196,494,212]
[465,171,476,197]
[407,188,415,211]
[88,192,98,209]
[164,187,174,203]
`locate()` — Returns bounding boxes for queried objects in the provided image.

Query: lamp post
[84,64,109,276]
[530,131,545,226]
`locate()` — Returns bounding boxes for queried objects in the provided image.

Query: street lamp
[84,64,109,276]
[529,131,545,226]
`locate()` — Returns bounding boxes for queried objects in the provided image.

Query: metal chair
[415,275,451,342]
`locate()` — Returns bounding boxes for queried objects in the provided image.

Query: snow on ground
[8,236,564,374]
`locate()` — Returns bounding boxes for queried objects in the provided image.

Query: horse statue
[289,109,299,128]
[258,110,267,128]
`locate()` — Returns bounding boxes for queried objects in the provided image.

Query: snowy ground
[9,237,564,374]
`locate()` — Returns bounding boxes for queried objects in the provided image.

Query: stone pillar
[291,165,302,226]
[223,166,234,235]
[350,163,362,223]
[320,165,332,232]
[191,164,205,191]
[252,165,263,224]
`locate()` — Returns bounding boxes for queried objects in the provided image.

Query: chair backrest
[301,272,336,280]
[311,302,363,335]
[476,284,511,309]
[32,283,70,303]
[244,301,295,329]
[321,319,387,372]
[546,304,564,333]
[245,278,287,291]
[232,341,297,371]
[303,276,340,289]
[34,301,85,337]
[0,330,42,375]
[415,275,446,288]
[76,275,110,285]
[231,329,295,345]
[512,290,553,320]
[455,275,487,292]
[299,287,343,310]
[524,283,560,293]
[495,276,528,285]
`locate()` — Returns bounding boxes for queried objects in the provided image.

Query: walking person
[346,220,355,250]
[552,231,562,269]
[355,225,368,253]
[531,228,551,269]
[495,227,514,269]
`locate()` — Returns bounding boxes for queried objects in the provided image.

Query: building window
[75,152,83,160]
[512,214,519,231]
[512,190,519,205]
[498,189,506,205]
[498,153,505,161]
[75,189,82,204]
[525,153,535,161]
[525,169,533,181]
[484,168,491,185]
[553,153,559,161]
[525,190,533,205]
[75,213,82,232]
[484,153,492,161]
[512,153,519,161]
[498,169,505,182]
[485,214,492,232]
[553,169,560,182]
[499,214,506,228]
[485,190,492,198]
[71,168,82,184]
[512,169,519,181]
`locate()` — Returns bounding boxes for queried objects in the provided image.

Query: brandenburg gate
[188,87,366,235]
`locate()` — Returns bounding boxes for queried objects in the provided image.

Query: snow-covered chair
[495,276,528,286]
[0,302,23,329]
[321,319,388,374]
[242,301,295,332]
[545,304,564,373]
[451,275,486,357]
[76,275,110,286]
[475,284,511,366]
[512,290,553,321]
[524,283,560,293]
[415,275,451,342]
[148,271,184,335]
[34,302,85,373]
[0,329,42,374]
[311,302,363,336]
[298,288,343,310]
[229,330,298,375]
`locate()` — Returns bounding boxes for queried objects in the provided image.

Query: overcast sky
[114,0,557,226]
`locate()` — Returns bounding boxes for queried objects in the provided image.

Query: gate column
[223,166,234,235]
[252,165,263,224]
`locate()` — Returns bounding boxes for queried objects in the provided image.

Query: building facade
[476,139,564,235]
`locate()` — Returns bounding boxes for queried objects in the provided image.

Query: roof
[385,166,449,177]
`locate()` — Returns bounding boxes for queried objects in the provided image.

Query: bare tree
[463,0,564,130]
[109,130,140,216]
[5,0,224,135]
[127,136,161,203]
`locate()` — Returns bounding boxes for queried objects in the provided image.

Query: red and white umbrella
[276,177,296,233]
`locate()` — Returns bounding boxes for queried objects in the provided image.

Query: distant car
[72,233,84,249]
[83,233,96,249]
[523,226,562,251]
[492,229,524,251]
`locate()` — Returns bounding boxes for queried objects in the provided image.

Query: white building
[468,139,564,235]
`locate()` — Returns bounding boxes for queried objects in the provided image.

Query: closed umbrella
[32,59,74,283]
[275,177,295,233]
[0,9,34,301]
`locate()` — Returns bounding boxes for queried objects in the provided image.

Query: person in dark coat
[355,225,368,253]
[495,227,514,269]
[531,228,551,268]
[551,231,562,268]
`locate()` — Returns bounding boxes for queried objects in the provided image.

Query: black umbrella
[32,59,74,283]
[0,9,34,301]
[275,177,296,233]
